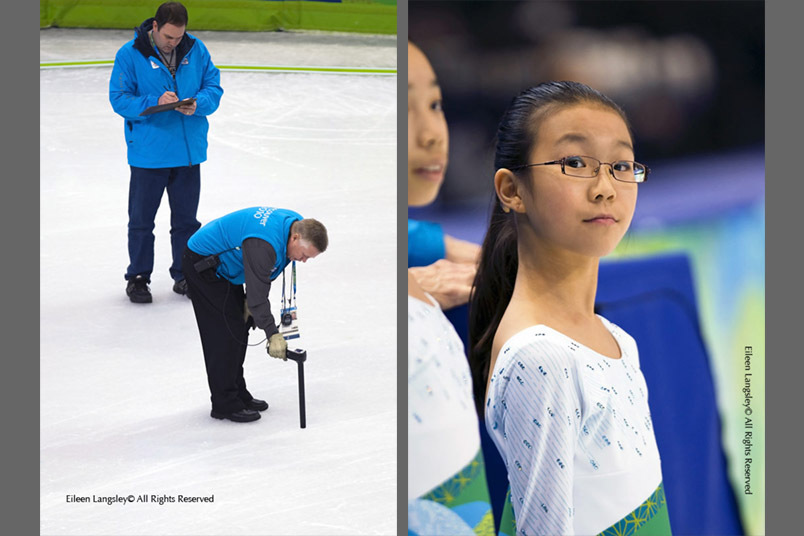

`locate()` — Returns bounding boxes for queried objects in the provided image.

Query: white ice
[40,29,397,535]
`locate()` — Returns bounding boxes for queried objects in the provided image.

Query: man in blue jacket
[109,2,223,303]
[183,207,328,423]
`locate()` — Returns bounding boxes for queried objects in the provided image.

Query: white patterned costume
[486,316,671,536]
[409,295,494,536]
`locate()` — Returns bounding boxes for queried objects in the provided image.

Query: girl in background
[468,81,671,535]
[407,39,479,311]
[408,41,494,536]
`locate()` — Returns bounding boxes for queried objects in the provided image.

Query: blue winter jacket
[187,207,303,284]
[109,18,223,168]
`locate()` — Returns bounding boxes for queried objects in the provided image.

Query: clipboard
[139,98,196,116]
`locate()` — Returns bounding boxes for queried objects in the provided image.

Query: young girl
[468,81,671,535]
[408,41,494,536]
[407,39,480,311]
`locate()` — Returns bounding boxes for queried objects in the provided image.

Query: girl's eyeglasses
[511,155,649,183]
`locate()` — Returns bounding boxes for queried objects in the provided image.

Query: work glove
[267,333,288,361]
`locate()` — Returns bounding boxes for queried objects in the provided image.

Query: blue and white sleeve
[489,343,582,536]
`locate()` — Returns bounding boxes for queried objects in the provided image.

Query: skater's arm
[242,238,279,339]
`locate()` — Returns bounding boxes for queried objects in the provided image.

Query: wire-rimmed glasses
[510,155,650,183]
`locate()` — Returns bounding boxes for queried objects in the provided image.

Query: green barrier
[40,59,396,75]
[40,0,397,34]
[214,64,395,74]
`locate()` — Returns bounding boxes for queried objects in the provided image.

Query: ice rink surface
[40,29,397,535]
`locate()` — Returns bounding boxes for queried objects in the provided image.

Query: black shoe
[210,408,261,423]
[126,275,152,303]
[173,279,189,297]
[245,398,269,412]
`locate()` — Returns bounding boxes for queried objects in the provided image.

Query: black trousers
[182,247,255,413]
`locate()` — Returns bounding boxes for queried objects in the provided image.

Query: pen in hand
[159,86,179,106]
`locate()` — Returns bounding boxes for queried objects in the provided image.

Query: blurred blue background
[409,1,764,534]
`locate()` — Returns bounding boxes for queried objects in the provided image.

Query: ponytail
[468,200,518,416]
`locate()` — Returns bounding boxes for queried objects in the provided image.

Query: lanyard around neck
[149,31,177,76]
[281,261,297,311]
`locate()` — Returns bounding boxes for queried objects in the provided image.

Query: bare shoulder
[491,318,526,365]
[496,297,550,346]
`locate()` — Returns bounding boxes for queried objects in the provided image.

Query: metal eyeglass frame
[510,155,650,183]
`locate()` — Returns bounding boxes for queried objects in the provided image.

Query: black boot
[126,275,152,304]
[210,409,261,423]
[245,398,269,412]
[173,278,190,298]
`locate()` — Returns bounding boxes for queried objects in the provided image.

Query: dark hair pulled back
[468,81,630,416]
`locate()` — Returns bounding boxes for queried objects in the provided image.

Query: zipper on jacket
[164,64,194,166]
